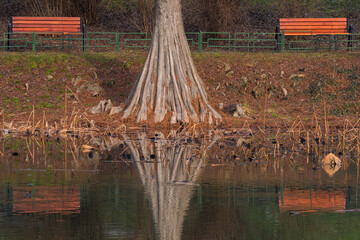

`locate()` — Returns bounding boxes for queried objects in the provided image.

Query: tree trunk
[123,0,221,124]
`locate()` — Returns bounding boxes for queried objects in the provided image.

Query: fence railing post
[61,33,64,52]
[67,33,70,52]
[198,31,203,53]
[32,31,36,52]
[281,30,285,52]
[115,32,119,52]
[2,30,355,53]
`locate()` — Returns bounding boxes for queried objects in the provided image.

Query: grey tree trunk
[122,0,221,124]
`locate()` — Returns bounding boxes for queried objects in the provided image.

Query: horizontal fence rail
[0,30,358,52]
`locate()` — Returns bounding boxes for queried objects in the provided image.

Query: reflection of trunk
[123,133,218,240]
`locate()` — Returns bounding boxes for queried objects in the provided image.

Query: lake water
[0,134,360,240]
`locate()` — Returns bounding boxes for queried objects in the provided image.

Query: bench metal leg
[275,22,280,52]
[7,23,12,52]
[82,23,86,52]
[348,25,354,52]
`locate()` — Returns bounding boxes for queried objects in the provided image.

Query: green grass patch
[37,101,54,109]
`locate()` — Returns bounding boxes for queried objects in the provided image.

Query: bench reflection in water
[13,186,81,215]
[279,188,346,213]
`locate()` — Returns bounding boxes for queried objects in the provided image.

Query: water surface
[0,135,359,240]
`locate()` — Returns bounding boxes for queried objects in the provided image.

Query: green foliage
[37,101,54,109]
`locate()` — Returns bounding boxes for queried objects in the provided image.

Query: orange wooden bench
[8,16,86,51]
[275,18,354,50]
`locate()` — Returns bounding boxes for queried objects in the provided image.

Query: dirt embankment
[1,51,360,130]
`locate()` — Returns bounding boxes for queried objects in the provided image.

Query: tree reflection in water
[122,132,219,240]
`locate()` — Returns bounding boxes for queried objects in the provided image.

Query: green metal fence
[0,31,358,52]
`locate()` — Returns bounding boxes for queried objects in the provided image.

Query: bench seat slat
[13,21,81,25]
[281,26,347,30]
[14,24,80,28]
[279,18,349,36]
[283,32,349,36]
[10,16,83,34]
[13,28,81,33]
[12,17,80,21]
[280,18,347,22]
[280,22,347,26]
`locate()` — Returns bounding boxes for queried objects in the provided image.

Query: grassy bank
[1,51,360,131]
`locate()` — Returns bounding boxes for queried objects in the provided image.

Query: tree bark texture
[123,0,221,124]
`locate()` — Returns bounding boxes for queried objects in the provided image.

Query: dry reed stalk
[68,108,76,128]
[114,124,127,133]
[256,125,266,137]
[349,118,360,132]
[343,121,347,154]
[275,128,281,139]
[26,109,34,129]
[69,144,78,164]
[336,130,343,153]
[348,146,357,155]
[73,114,78,132]
[42,138,46,155]
[0,109,4,132]
[80,114,100,132]
[288,116,305,141]
[64,87,68,128]
[71,136,79,154]
[344,119,355,131]
[32,105,35,134]
[358,132,360,156]
[263,91,268,130]
[64,137,68,179]
[34,120,42,131]
[0,133,3,156]
[313,139,318,157]
[307,131,310,154]
[69,111,77,130]
[42,110,46,130]
[242,120,250,129]
[32,137,35,164]
[1,138,4,157]
[273,142,277,158]
[324,101,329,143]
[66,86,86,109]
[34,138,42,148]
[25,138,34,160]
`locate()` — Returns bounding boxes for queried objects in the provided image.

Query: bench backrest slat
[11,16,82,34]
[279,18,348,36]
